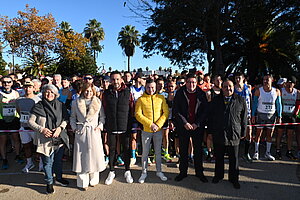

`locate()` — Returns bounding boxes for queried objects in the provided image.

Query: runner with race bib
[251,74,282,161]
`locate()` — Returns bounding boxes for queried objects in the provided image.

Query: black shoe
[46,184,55,194]
[55,178,69,186]
[195,174,208,183]
[232,181,240,189]
[175,173,187,182]
[275,150,282,160]
[212,177,222,184]
[286,151,297,160]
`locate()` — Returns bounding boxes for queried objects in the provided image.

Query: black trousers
[178,128,204,175]
[108,132,131,171]
[214,144,239,182]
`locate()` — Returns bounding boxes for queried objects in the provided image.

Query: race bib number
[283,105,295,114]
[264,104,274,112]
[2,105,16,117]
[20,111,30,123]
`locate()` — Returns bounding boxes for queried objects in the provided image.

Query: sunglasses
[177,82,185,85]
[84,77,93,80]
[3,81,12,84]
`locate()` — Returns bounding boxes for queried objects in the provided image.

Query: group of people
[0,70,299,194]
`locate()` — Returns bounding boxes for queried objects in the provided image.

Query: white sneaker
[265,152,275,161]
[22,162,35,173]
[130,158,136,166]
[252,152,259,160]
[124,170,133,183]
[156,172,167,181]
[138,172,147,184]
[105,171,115,185]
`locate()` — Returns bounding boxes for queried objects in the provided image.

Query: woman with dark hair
[70,83,106,190]
[28,84,69,194]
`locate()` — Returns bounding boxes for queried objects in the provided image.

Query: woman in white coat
[70,83,106,190]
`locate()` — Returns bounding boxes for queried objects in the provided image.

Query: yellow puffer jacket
[135,93,169,132]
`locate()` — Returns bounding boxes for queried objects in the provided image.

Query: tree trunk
[127,56,130,72]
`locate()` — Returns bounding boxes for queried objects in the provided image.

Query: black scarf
[31,98,65,130]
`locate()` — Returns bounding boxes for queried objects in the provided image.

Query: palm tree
[84,19,105,62]
[59,21,73,34]
[117,25,140,72]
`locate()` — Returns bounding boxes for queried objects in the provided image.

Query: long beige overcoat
[70,96,106,173]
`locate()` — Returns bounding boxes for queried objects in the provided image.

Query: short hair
[222,78,234,87]
[1,76,13,82]
[110,71,122,78]
[185,73,197,81]
[41,78,49,84]
[32,79,41,85]
[234,72,244,77]
[53,74,62,78]
[155,77,164,84]
[124,71,132,76]
[80,82,97,98]
[42,84,60,98]
[146,79,155,85]
[212,74,223,81]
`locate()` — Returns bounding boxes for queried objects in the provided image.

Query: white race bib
[283,105,295,114]
[2,105,16,117]
[263,104,274,113]
[20,111,30,123]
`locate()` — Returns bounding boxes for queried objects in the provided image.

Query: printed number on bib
[20,111,30,123]
[283,105,295,114]
[264,105,274,112]
[2,105,16,117]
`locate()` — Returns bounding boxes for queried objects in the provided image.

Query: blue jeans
[41,146,64,184]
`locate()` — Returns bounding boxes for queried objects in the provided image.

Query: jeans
[41,146,64,184]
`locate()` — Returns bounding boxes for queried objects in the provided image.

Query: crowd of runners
[0,69,299,194]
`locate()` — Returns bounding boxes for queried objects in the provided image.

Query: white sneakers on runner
[105,171,116,185]
[124,170,134,183]
[22,162,35,173]
[252,152,259,160]
[265,152,275,161]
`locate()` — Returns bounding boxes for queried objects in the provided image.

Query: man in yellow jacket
[135,79,169,183]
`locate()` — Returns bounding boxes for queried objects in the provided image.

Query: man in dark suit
[208,79,247,189]
[173,73,208,182]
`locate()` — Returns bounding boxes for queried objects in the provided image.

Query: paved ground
[0,146,300,200]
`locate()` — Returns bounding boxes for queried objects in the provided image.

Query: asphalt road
[0,148,300,200]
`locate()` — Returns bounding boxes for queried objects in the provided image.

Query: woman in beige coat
[70,83,106,190]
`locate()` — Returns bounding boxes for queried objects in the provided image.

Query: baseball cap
[23,81,34,87]
[277,78,287,85]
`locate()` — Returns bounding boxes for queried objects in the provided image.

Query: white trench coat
[70,96,106,173]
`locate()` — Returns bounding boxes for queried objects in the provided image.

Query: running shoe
[163,153,172,162]
[242,153,253,163]
[286,151,297,160]
[275,150,282,160]
[117,156,124,166]
[15,155,24,164]
[124,170,133,183]
[206,152,214,163]
[130,157,136,166]
[2,159,8,170]
[138,172,147,184]
[105,171,115,185]
[156,172,167,181]
[22,162,35,173]
[265,152,275,161]
[252,152,259,160]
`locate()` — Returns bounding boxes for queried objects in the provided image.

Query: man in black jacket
[173,73,208,182]
[208,79,247,189]
[102,71,134,185]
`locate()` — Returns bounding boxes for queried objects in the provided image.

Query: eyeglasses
[2,81,12,84]
[84,77,93,80]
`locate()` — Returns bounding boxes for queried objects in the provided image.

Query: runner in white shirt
[251,74,282,161]
[16,81,41,173]
[276,76,300,160]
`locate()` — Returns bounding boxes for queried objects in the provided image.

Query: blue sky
[0,0,186,72]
